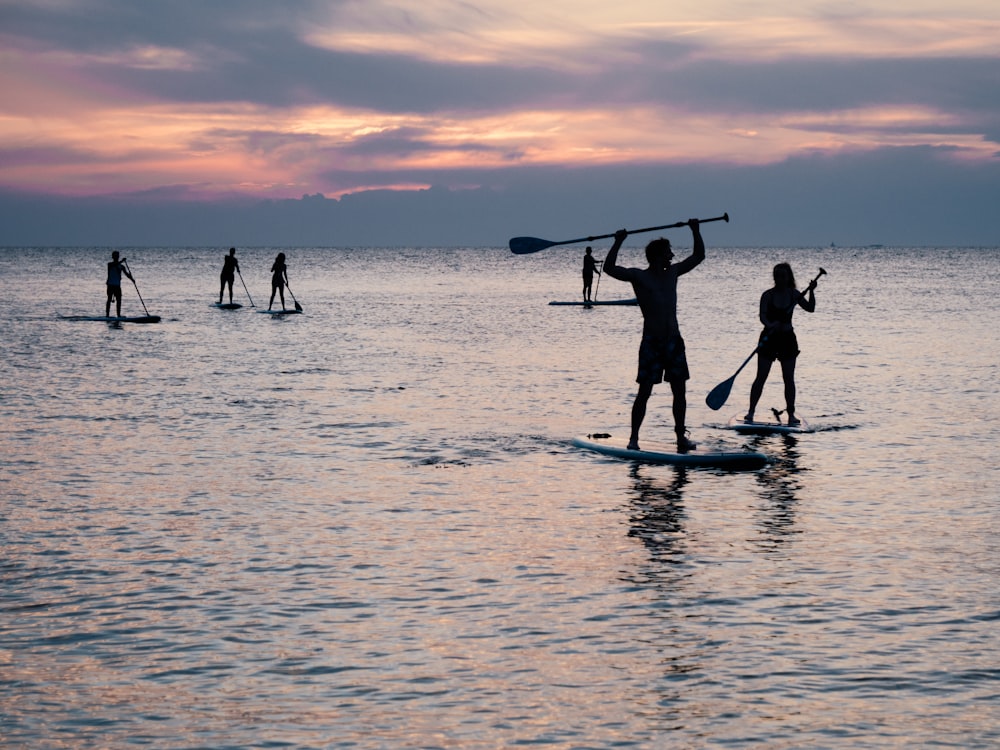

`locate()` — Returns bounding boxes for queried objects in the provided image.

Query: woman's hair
[773,262,796,289]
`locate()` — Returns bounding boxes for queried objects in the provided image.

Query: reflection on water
[1,245,998,748]
[751,434,804,553]
[626,465,689,569]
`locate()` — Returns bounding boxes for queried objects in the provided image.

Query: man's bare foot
[627,439,640,451]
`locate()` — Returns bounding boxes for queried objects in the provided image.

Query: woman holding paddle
[268,252,288,311]
[744,263,817,426]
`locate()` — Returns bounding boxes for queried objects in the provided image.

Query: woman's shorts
[758,329,799,362]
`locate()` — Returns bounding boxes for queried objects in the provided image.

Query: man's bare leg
[628,382,654,450]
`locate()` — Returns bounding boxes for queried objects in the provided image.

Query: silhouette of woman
[269,252,288,311]
[744,262,816,426]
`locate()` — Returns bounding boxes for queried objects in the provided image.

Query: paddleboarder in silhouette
[603,219,704,453]
[582,246,601,302]
[106,250,133,318]
[744,262,817,426]
[268,252,288,311]
[219,247,240,304]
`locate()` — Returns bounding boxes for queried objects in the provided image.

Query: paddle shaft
[237,269,255,307]
[285,279,303,311]
[123,260,152,316]
[510,212,729,254]
[705,268,826,410]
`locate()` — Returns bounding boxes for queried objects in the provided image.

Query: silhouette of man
[582,246,601,302]
[106,250,133,318]
[603,219,704,452]
[219,247,240,304]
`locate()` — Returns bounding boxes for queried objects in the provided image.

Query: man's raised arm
[601,229,630,281]
[674,219,704,275]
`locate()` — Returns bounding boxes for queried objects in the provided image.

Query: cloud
[1,0,999,243]
[2,144,998,247]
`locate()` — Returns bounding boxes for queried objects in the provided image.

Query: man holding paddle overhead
[603,219,704,453]
[604,219,705,453]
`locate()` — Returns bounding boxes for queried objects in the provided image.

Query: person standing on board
[582,246,601,303]
[744,262,817,426]
[268,252,288,311]
[603,220,704,453]
[106,250,133,318]
[219,247,240,304]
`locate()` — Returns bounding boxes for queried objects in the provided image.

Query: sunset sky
[2,0,999,246]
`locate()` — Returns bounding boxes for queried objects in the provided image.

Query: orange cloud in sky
[1,2,998,199]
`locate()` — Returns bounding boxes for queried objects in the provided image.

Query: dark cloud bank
[2,146,998,248]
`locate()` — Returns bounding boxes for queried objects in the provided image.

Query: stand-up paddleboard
[211,302,243,310]
[257,309,302,315]
[725,414,810,435]
[548,298,638,306]
[61,314,161,324]
[572,434,768,469]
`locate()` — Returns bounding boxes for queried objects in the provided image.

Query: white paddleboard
[61,314,161,324]
[572,434,768,469]
[257,309,302,315]
[725,414,810,435]
[211,302,243,310]
[548,299,638,306]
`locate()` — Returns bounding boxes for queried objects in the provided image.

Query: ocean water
[1,244,997,748]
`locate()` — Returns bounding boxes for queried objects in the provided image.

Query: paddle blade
[294,301,303,312]
[705,376,735,411]
[509,236,558,254]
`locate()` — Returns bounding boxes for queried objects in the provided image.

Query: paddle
[285,279,303,312]
[705,268,827,411]
[592,259,604,304]
[509,213,729,255]
[122,259,153,317]
[237,269,255,307]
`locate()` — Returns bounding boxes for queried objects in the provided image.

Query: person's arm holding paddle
[799,277,817,313]
[601,229,632,282]
[671,219,704,276]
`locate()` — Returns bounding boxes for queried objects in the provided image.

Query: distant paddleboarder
[269,252,288,311]
[744,262,816,426]
[603,219,705,453]
[219,247,241,304]
[582,246,601,302]
[106,251,133,318]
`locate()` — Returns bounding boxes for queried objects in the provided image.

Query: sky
[1,0,999,247]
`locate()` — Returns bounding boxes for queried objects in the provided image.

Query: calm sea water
[1,244,998,748]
